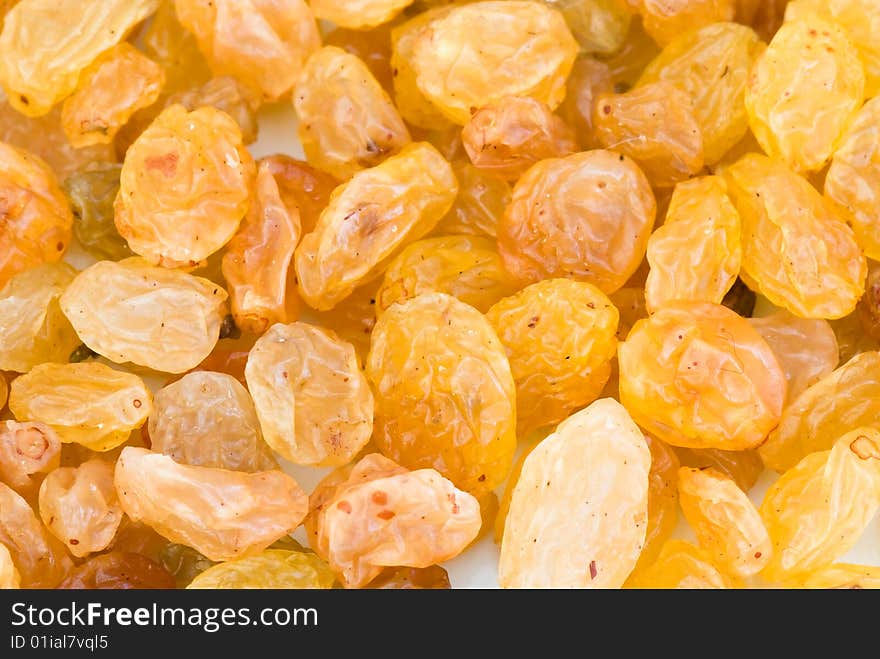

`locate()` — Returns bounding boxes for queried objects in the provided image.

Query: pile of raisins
[1,0,879,590]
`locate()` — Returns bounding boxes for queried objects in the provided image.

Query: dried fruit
[308,453,481,588]
[245,322,373,467]
[259,155,339,235]
[598,17,659,90]
[9,362,152,452]
[0,96,116,181]
[0,262,79,373]
[143,0,212,96]
[377,235,518,315]
[499,399,650,588]
[367,293,516,495]
[618,302,786,450]
[461,96,577,181]
[724,154,865,319]
[736,0,789,42]
[310,281,379,364]
[0,420,61,495]
[678,467,771,578]
[498,149,656,294]
[188,549,335,589]
[222,161,301,335]
[324,25,394,94]
[593,81,704,188]
[858,265,880,342]
[166,76,259,145]
[790,564,880,589]
[115,104,255,268]
[61,44,165,148]
[174,0,320,101]
[830,310,880,364]
[785,0,880,98]
[159,543,215,588]
[0,141,73,289]
[558,56,614,150]
[637,22,764,165]
[390,7,454,130]
[107,520,168,562]
[0,543,20,589]
[59,258,228,374]
[824,96,880,261]
[149,371,277,472]
[310,0,413,28]
[294,142,457,311]
[645,177,740,312]
[486,279,618,433]
[760,428,880,582]
[633,435,679,572]
[431,163,510,238]
[64,163,132,261]
[115,447,308,561]
[745,16,864,173]
[0,481,71,588]
[759,351,880,472]
[411,1,578,124]
[366,565,451,589]
[295,46,410,180]
[57,552,175,589]
[748,311,839,403]
[626,539,737,588]
[39,459,122,557]
[631,0,736,47]
[0,0,159,116]
[543,0,631,54]
[674,447,764,492]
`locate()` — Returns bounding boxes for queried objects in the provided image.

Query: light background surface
[63,101,880,589]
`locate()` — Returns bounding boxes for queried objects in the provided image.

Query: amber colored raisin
[644,176,741,312]
[57,552,175,590]
[461,96,577,181]
[674,447,764,492]
[410,1,578,124]
[367,293,516,495]
[0,141,73,289]
[637,21,763,165]
[745,16,864,173]
[760,428,880,583]
[486,279,618,434]
[594,81,704,188]
[294,142,457,311]
[430,162,510,239]
[498,149,656,294]
[324,24,394,94]
[61,44,165,148]
[115,104,255,268]
[377,235,518,315]
[558,56,614,150]
[678,466,771,578]
[619,302,786,450]
[366,565,451,589]
[174,0,320,101]
[759,350,880,472]
[825,97,880,262]
[222,161,302,335]
[631,0,736,47]
[724,154,865,319]
[500,399,650,588]
[294,46,411,180]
